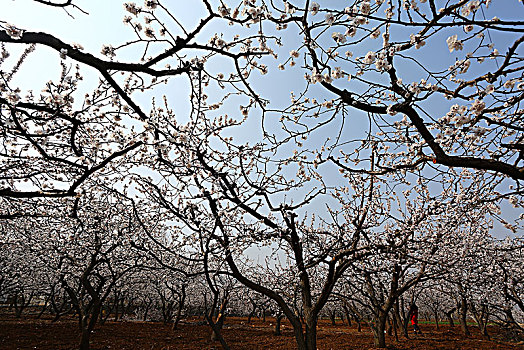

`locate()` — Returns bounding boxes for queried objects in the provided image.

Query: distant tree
[2,190,149,350]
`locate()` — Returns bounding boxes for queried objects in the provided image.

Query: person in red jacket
[410,304,422,334]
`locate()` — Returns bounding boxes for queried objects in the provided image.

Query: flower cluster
[446,35,463,53]
[362,51,376,64]
[325,13,335,25]
[409,34,426,49]
[144,0,158,10]
[331,32,346,44]
[242,5,265,22]
[309,2,320,15]
[208,34,227,48]
[470,99,486,116]
[374,52,391,72]
[360,1,371,15]
[124,2,141,16]
[306,67,333,84]
[6,91,21,104]
[144,27,155,38]
[218,4,230,17]
[285,2,296,14]
[461,1,481,16]
[331,67,344,79]
[101,45,116,58]
[4,23,24,40]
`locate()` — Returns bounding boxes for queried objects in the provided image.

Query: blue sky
[2,0,522,238]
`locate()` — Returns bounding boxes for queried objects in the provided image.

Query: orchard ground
[1,313,523,350]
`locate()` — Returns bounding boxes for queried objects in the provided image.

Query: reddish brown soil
[1,314,523,350]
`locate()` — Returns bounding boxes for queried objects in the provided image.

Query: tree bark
[372,312,388,348]
[329,310,336,326]
[445,307,456,327]
[79,328,91,350]
[458,297,471,336]
[36,295,50,319]
[274,314,284,336]
[172,285,186,330]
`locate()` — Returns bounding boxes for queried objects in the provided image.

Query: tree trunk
[172,286,186,330]
[289,316,318,350]
[342,304,352,327]
[291,323,307,350]
[207,295,229,350]
[329,310,336,326]
[14,292,33,318]
[36,296,50,319]
[79,329,91,350]
[209,310,230,350]
[372,313,388,348]
[77,298,103,350]
[13,293,23,318]
[471,303,490,340]
[247,301,256,324]
[392,312,399,342]
[393,301,407,339]
[434,310,440,330]
[458,297,470,336]
[112,298,120,322]
[445,309,455,327]
[142,299,152,321]
[304,317,317,350]
[274,314,284,336]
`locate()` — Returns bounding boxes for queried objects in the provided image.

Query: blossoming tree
[1,1,523,350]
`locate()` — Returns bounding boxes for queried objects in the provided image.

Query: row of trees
[0,191,524,348]
[1,0,523,349]
[1,186,523,349]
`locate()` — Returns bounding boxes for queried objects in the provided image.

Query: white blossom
[345,26,357,37]
[101,45,116,58]
[7,92,21,104]
[386,104,397,115]
[370,28,380,39]
[285,2,296,14]
[144,0,158,9]
[218,5,231,17]
[144,27,155,38]
[325,13,335,25]
[461,1,480,16]
[331,67,344,79]
[503,79,515,89]
[470,99,485,115]
[331,32,346,44]
[446,34,463,52]
[4,24,24,39]
[124,2,141,16]
[71,42,84,50]
[309,2,320,15]
[311,68,323,84]
[362,51,376,64]
[410,34,425,49]
[360,1,371,15]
